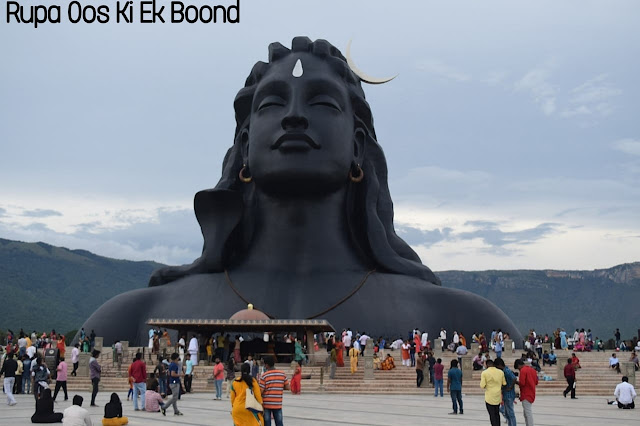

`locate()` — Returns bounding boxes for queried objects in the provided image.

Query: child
[127,375,134,401]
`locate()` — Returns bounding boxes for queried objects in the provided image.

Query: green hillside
[439,264,640,340]
[1,238,638,341]
[0,238,162,333]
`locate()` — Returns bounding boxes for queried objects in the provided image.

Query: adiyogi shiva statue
[80,37,523,346]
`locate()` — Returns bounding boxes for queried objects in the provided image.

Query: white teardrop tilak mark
[292,59,303,77]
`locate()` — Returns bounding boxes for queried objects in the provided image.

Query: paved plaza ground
[0,392,637,425]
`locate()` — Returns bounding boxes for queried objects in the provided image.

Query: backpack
[155,363,166,377]
[35,366,49,382]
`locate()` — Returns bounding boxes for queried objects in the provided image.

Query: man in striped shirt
[259,356,289,426]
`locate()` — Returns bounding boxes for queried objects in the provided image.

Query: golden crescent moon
[345,39,397,85]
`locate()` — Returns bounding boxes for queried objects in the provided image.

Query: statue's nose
[281,114,308,131]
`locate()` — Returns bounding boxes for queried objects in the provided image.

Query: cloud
[21,222,54,232]
[416,59,471,82]
[22,209,63,218]
[514,63,557,115]
[612,138,640,156]
[483,70,509,86]
[0,208,6,217]
[0,207,202,265]
[569,74,621,104]
[395,226,452,246]
[457,222,560,248]
[395,221,562,257]
[561,74,621,118]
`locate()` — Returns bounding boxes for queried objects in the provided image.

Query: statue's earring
[349,162,364,183]
[239,164,252,183]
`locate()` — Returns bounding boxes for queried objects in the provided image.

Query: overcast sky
[1,0,639,271]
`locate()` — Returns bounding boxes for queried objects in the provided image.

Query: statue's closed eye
[309,95,342,112]
[258,96,286,111]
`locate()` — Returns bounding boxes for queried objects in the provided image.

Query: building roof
[146,318,335,333]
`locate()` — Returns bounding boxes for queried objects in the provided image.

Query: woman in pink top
[53,357,68,401]
[213,358,224,400]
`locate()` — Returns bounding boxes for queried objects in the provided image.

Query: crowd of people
[2,324,638,425]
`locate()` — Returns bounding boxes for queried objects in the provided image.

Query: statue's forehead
[257,53,346,88]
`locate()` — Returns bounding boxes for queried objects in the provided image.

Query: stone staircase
[59,349,633,396]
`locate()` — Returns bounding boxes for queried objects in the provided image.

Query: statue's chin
[254,172,348,197]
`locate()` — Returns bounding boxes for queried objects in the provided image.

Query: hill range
[0,238,638,341]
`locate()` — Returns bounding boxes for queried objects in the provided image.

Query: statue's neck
[237,187,370,275]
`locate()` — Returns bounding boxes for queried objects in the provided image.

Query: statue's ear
[240,128,250,163]
[353,127,366,164]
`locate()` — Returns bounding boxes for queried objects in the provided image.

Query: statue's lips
[272,133,320,151]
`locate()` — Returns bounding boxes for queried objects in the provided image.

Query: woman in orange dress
[57,336,66,358]
[381,354,396,370]
[290,361,302,394]
[162,330,171,347]
[401,340,410,367]
[413,333,422,352]
[335,340,345,367]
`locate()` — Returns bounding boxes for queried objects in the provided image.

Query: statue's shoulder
[148,272,228,299]
[82,272,232,344]
[366,271,443,295]
[363,271,511,320]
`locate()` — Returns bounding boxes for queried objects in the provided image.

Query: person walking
[13,355,23,395]
[188,335,199,366]
[259,356,289,426]
[349,346,359,374]
[153,357,167,397]
[161,353,183,416]
[427,352,436,386]
[415,351,425,388]
[447,359,463,415]
[213,357,224,400]
[114,341,123,367]
[130,352,147,411]
[183,353,193,393]
[22,354,32,395]
[70,344,80,377]
[225,358,236,398]
[515,359,538,426]
[53,356,69,401]
[231,363,264,425]
[480,359,506,426]
[0,352,18,406]
[33,356,50,401]
[89,349,102,406]
[494,358,516,426]
[290,361,302,394]
[433,358,444,397]
[329,346,337,379]
[563,357,577,399]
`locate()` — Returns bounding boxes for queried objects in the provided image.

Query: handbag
[245,386,263,413]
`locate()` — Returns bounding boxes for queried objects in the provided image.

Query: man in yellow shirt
[480,359,506,426]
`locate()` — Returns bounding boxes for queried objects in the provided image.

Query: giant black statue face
[247,52,360,195]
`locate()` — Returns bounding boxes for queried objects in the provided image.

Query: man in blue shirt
[494,358,516,426]
[161,353,183,416]
[184,353,194,393]
[446,359,463,415]
[544,350,557,366]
